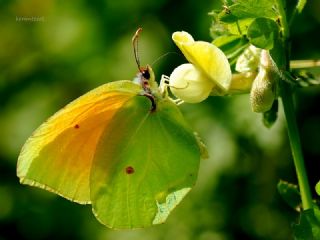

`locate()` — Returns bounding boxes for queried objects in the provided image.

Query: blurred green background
[1,0,320,239]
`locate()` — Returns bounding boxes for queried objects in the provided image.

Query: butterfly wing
[90,96,200,228]
[17,81,141,204]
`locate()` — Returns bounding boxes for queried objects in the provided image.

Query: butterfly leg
[159,75,170,97]
[173,99,184,105]
[160,75,185,105]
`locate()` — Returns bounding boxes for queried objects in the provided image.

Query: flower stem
[281,83,313,210]
[276,0,313,210]
[290,59,320,69]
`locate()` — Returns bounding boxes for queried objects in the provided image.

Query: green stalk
[281,83,313,210]
[276,0,313,210]
[289,0,307,26]
[290,59,320,69]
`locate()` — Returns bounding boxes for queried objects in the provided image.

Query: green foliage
[283,178,320,239]
[213,35,249,64]
[296,0,307,14]
[219,0,278,21]
[316,181,320,196]
[263,99,278,128]
[1,0,320,239]
[210,0,281,65]
[277,180,301,211]
[290,70,320,88]
[293,208,320,240]
[247,18,279,50]
[211,0,320,239]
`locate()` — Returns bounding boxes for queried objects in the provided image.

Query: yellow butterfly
[17,28,201,229]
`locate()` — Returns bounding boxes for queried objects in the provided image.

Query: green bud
[235,45,262,73]
[250,50,278,113]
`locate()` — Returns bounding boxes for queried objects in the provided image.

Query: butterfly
[17,28,201,229]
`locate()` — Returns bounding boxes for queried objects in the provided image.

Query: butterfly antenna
[150,51,182,67]
[132,28,143,72]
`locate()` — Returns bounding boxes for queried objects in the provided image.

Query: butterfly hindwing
[90,95,200,228]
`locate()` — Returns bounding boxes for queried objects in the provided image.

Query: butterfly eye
[142,69,150,80]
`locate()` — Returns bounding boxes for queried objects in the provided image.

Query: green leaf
[293,208,320,240]
[220,0,278,21]
[212,0,280,40]
[213,35,249,63]
[218,8,238,23]
[316,181,320,196]
[210,10,254,38]
[91,96,200,228]
[269,37,285,69]
[224,18,254,36]
[263,99,278,128]
[247,17,279,50]
[293,210,314,240]
[213,35,243,51]
[277,180,301,211]
[290,70,320,88]
[296,0,307,14]
[209,10,230,38]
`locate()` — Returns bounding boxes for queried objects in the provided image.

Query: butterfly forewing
[17,81,141,203]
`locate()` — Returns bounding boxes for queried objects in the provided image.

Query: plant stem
[276,0,313,210]
[276,0,289,43]
[289,0,307,26]
[290,59,320,69]
[281,83,313,210]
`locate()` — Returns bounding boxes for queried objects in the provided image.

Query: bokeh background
[1,0,320,239]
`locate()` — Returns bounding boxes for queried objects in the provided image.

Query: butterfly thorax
[133,65,160,111]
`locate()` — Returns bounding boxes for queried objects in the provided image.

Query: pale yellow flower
[169,31,232,103]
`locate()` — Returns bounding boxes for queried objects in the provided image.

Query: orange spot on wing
[125,166,135,174]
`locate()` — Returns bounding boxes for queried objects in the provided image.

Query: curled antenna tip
[132,27,143,71]
[132,28,143,42]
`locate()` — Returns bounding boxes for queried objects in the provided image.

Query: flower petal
[169,63,214,103]
[172,31,232,91]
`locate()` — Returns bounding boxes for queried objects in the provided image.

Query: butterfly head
[134,64,157,93]
[140,66,151,80]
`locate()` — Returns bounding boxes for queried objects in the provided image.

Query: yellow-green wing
[17,81,141,204]
[90,96,200,228]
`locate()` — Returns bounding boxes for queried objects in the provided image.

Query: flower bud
[235,45,262,73]
[250,50,278,113]
[169,64,214,103]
